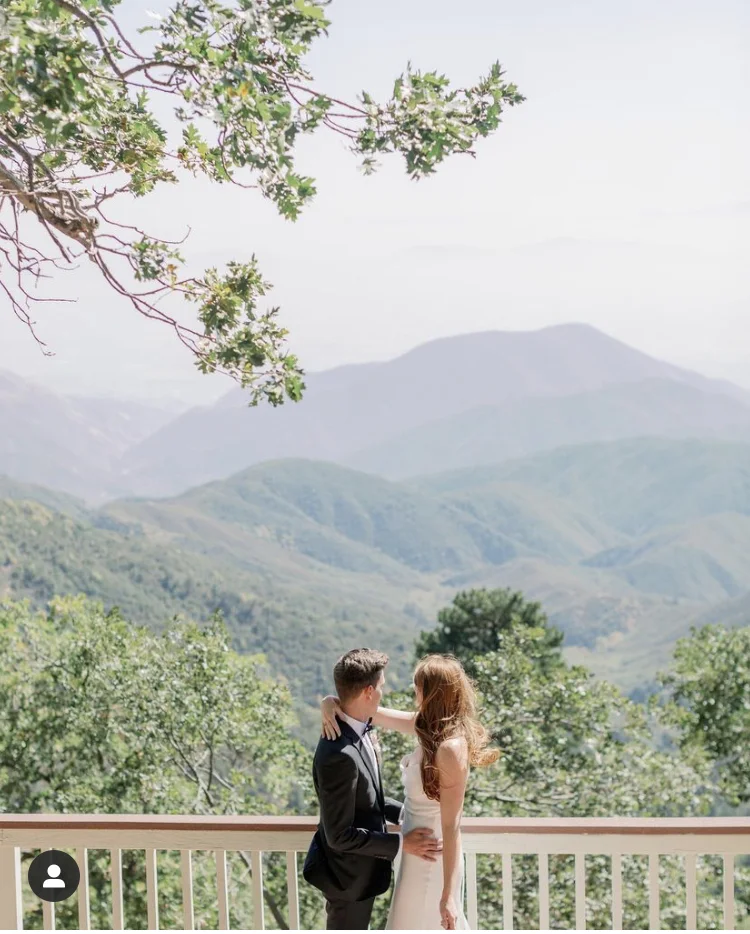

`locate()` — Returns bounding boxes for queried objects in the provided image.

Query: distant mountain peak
[114,324,750,499]
[5,325,750,502]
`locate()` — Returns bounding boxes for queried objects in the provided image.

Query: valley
[3,436,750,702]
[2,325,750,704]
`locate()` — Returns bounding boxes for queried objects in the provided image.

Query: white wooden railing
[1,815,749,930]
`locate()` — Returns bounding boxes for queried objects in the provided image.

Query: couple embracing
[303,648,498,930]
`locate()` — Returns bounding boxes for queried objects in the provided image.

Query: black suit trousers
[325,895,376,930]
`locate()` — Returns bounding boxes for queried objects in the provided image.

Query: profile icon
[43,864,66,889]
[28,850,80,902]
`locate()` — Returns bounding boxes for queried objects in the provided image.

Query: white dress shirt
[339,711,403,856]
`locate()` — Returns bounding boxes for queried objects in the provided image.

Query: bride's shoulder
[435,735,469,768]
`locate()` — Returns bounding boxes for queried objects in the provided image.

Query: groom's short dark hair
[334,648,389,703]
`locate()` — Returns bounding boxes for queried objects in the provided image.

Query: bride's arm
[437,738,469,932]
[372,707,416,734]
[320,696,416,739]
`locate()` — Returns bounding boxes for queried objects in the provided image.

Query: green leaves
[357,63,525,179]
[656,624,750,806]
[0,596,321,928]
[0,595,307,815]
[415,587,564,674]
[132,237,183,283]
[185,257,306,405]
[293,0,329,22]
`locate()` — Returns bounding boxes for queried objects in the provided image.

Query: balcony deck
[1,815,749,930]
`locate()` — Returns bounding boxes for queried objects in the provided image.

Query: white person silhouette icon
[28,850,80,902]
[43,864,66,888]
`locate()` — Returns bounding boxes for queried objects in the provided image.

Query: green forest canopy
[1,589,748,929]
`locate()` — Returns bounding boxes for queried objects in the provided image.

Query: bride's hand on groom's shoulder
[320,695,343,740]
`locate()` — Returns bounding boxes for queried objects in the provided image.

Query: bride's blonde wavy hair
[414,654,499,801]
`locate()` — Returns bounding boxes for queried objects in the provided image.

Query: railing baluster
[181,850,194,931]
[648,854,660,930]
[146,847,159,931]
[465,851,478,930]
[77,847,90,930]
[723,854,735,931]
[216,849,230,930]
[42,848,57,931]
[611,853,623,931]
[685,853,697,930]
[502,851,513,931]
[575,852,586,930]
[251,850,265,931]
[286,851,300,930]
[43,898,56,931]
[111,848,124,930]
[0,846,23,930]
[538,852,549,931]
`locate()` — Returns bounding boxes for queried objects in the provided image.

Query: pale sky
[1,0,748,404]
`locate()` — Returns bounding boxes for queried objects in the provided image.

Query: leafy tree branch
[0,0,524,403]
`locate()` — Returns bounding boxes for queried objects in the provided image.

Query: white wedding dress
[386,745,469,930]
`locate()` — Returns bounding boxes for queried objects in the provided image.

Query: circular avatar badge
[28,849,81,902]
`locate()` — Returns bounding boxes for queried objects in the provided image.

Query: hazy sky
[1,0,748,404]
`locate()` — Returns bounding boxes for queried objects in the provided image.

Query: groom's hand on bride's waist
[402,828,443,862]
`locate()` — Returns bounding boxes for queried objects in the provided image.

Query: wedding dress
[386,745,469,930]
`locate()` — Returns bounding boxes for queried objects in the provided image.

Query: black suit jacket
[303,718,403,903]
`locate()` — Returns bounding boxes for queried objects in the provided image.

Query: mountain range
[3,323,750,705]
[0,371,176,501]
[117,323,750,497]
[4,323,750,501]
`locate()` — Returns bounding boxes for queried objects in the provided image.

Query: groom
[303,648,441,929]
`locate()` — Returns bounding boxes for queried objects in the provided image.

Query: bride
[321,654,498,930]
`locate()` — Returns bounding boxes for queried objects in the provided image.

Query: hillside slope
[108,441,750,685]
[0,498,435,701]
[415,438,750,535]
[103,458,624,578]
[0,475,89,521]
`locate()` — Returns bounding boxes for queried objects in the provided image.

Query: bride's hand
[320,695,343,740]
[440,893,458,930]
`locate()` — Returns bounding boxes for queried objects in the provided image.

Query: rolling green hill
[106,442,750,682]
[583,513,750,602]
[3,438,750,701]
[0,499,437,704]
[415,438,750,535]
[110,459,519,574]
[0,476,89,521]
[103,458,625,577]
[439,482,621,561]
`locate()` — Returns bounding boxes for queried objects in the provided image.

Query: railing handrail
[1,814,749,834]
